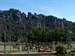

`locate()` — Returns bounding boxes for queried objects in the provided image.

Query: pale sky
[0,0,75,22]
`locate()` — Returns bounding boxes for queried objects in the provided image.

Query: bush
[55,44,67,54]
[22,45,28,51]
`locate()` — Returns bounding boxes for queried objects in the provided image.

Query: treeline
[27,27,71,43]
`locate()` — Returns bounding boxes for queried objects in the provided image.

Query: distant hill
[0,8,75,41]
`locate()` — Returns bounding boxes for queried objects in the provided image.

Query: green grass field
[0,42,75,53]
[0,45,22,53]
[0,43,38,53]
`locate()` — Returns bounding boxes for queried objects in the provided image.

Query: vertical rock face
[0,8,74,41]
[0,9,67,29]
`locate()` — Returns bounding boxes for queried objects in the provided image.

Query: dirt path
[0,52,52,56]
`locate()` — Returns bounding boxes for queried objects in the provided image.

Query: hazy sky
[0,0,75,22]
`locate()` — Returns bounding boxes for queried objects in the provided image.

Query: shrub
[55,44,67,54]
